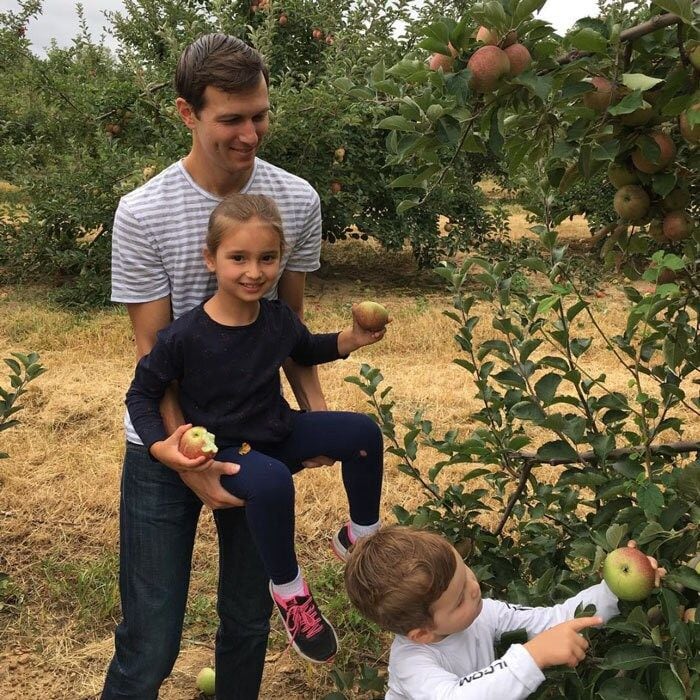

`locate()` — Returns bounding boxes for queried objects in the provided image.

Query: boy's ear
[407,627,437,644]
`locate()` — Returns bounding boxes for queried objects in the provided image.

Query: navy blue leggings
[218,410,383,585]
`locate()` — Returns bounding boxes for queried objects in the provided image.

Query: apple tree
[338,0,700,697]
[1,0,502,306]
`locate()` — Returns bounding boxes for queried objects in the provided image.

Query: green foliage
[0,0,499,304]
[346,224,699,696]
[337,2,700,694]
[0,351,46,459]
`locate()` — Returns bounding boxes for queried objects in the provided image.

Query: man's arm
[127,298,185,433]
[278,269,328,411]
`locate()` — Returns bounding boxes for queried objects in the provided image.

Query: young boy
[344,526,664,700]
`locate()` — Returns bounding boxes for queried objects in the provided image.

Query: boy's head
[175,33,269,116]
[344,526,482,643]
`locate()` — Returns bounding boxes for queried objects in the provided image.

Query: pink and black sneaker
[331,523,355,562]
[269,581,338,664]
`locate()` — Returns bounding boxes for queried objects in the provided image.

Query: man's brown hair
[175,33,270,115]
[344,526,457,635]
[207,193,284,255]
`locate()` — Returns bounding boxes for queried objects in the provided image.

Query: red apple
[602,547,655,601]
[179,426,218,460]
[354,301,389,332]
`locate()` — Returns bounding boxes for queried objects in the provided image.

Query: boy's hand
[523,616,603,670]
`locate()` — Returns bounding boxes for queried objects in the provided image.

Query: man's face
[179,75,270,177]
[427,549,483,640]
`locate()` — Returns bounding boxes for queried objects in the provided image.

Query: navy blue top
[126,299,342,449]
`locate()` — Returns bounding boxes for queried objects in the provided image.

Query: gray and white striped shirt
[111,157,322,443]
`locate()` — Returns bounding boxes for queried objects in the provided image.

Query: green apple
[196,667,216,696]
[602,547,655,601]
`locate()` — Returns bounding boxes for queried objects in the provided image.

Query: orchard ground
[1,191,698,699]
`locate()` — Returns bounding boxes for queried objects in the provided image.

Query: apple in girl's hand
[603,546,655,601]
[196,666,216,696]
[354,301,389,332]
[179,427,218,460]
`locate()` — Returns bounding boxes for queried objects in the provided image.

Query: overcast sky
[2,0,601,56]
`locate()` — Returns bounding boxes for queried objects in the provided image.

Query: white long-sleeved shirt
[386,581,619,700]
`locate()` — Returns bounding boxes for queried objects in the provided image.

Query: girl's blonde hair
[206,193,284,254]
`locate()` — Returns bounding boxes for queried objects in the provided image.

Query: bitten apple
[602,547,655,601]
[179,426,218,460]
[354,301,389,332]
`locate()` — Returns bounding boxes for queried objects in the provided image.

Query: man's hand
[523,616,603,670]
[179,463,246,509]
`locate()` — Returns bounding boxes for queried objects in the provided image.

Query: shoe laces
[284,595,324,639]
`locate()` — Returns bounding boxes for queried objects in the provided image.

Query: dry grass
[1,227,698,699]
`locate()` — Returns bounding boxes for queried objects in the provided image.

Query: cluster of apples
[428,26,532,94]
[592,71,699,243]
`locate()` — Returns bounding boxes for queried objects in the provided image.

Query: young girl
[125,194,385,665]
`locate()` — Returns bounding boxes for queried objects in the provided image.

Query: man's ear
[176,97,197,129]
[406,627,436,644]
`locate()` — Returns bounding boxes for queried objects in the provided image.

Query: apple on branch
[602,542,665,601]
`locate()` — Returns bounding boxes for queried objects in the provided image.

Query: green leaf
[512,0,547,25]
[512,72,552,101]
[651,0,693,24]
[637,482,664,518]
[666,566,700,592]
[659,667,687,700]
[418,37,453,55]
[534,373,561,405]
[607,91,644,116]
[597,676,651,699]
[510,401,547,422]
[620,74,665,92]
[605,523,628,550]
[600,644,662,670]
[377,115,415,131]
[536,440,579,462]
[570,28,608,53]
[396,198,420,215]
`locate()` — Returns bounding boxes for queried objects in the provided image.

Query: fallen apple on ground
[196,666,216,696]
[602,546,655,601]
[354,301,389,332]
[179,426,218,460]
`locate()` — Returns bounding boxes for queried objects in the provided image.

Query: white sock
[271,568,305,600]
[349,519,380,542]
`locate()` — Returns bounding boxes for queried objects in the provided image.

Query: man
[103,33,329,699]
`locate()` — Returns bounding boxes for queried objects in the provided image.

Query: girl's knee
[256,459,294,502]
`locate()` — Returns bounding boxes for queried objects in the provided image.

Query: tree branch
[509,440,700,467]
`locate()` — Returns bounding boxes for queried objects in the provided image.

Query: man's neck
[182,153,254,197]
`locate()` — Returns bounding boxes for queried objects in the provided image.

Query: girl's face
[204,216,282,304]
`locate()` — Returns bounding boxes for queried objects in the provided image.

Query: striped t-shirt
[111,157,322,444]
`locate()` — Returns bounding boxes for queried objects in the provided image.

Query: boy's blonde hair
[344,525,457,635]
[206,193,284,255]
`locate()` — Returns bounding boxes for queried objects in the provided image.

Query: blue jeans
[101,442,272,700]
[218,410,384,584]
